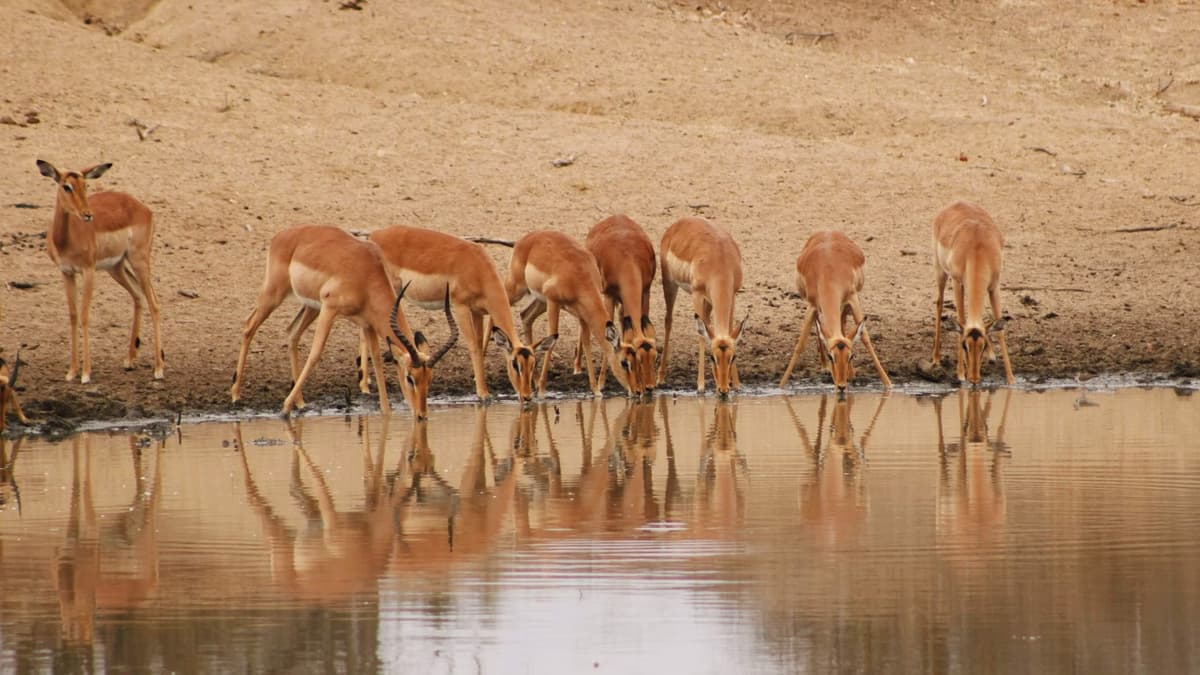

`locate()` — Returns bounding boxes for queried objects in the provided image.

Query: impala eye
[405,374,416,386]
[621,360,631,371]
[63,184,74,193]
[730,354,737,364]
[511,359,520,372]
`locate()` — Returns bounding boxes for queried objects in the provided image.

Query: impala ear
[694,314,712,341]
[82,162,112,179]
[36,159,60,182]
[605,321,621,350]
[490,326,513,352]
[814,315,830,349]
[733,312,749,342]
[533,334,557,356]
[851,320,866,345]
[641,315,656,340]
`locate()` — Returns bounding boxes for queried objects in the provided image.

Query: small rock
[916,357,945,382]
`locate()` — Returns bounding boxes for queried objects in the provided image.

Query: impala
[576,215,658,398]
[366,225,550,404]
[36,160,164,383]
[657,217,746,396]
[779,231,892,392]
[0,353,29,433]
[231,225,455,418]
[486,230,626,398]
[931,202,1015,385]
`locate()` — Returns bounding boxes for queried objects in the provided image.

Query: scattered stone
[916,357,945,382]
[1171,361,1200,378]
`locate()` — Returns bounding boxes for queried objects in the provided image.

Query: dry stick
[786,31,835,46]
[1156,76,1175,97]
[1113,223,1179,233]
[1163,101,1200,119]
[1004,286,1090,293]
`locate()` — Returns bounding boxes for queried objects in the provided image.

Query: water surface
[1,387,1198,673]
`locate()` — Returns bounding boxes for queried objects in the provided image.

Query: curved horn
[428,285,459,368]
[8,349,21,389]
[389,280,422,363]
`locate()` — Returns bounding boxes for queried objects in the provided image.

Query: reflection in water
[236,417,398,602]
[0,436,20,514]
[55,435,163,647]
[787,394,887,547]
[0,389,1198,673]
[934,388,1012,551]
[691,401,745,535]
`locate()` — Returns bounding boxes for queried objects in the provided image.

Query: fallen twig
[1163,101,1200,119]
[1112,223,1178,233]
[1155,76,1174,97]
[1027,146,1057,157]
[785,31,835,46]
[1003,285,1089,293]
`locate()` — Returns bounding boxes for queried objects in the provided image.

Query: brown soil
[3,0,1199,430]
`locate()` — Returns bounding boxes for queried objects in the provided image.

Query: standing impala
[931,202,1015,385]
[231,225,454,418]
[492,230,626,398]
[657,217,746,397]
[366,225,550,404]
[577,215,658,398]
[779,231,891,392]
[36,160,164,383]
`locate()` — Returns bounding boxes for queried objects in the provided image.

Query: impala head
[390,284,458,420]
[696,313,747,398]
[816,315,866,394]
[37,160,111,222]
[960,319,1006,386]
[491,328,554,406]
[616,315,658,398]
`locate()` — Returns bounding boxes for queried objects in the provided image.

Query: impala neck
[706,279,738,338]
[50,194,75,252]
[962,257,991,330]
[815,288,848,341]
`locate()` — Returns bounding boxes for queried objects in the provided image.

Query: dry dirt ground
[2,0,1199,430]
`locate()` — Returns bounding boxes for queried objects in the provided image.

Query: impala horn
[389,281,423,364]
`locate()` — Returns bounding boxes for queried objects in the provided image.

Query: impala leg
[572,326,586,375]
[953,280,967,382]
[108,263,144,371]
[990,286,1015,385]
[692,291,710,394]
[594,299,615,390]
[283,307,337,416]
[458,305,491,400]
[780,307,816,387]
[580,319,599,397]
[657,280,678,387]
[851,299,892,389]
[61,271,80,382]
[129,257,164,380]
[932,268,948,364]
[520,298,547,346]
[536,302,561,398]
[78,267,96,384]
[363,325,392,414]
[356,332,372,395]
[231,288,288,404]
[285,307,319,409]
